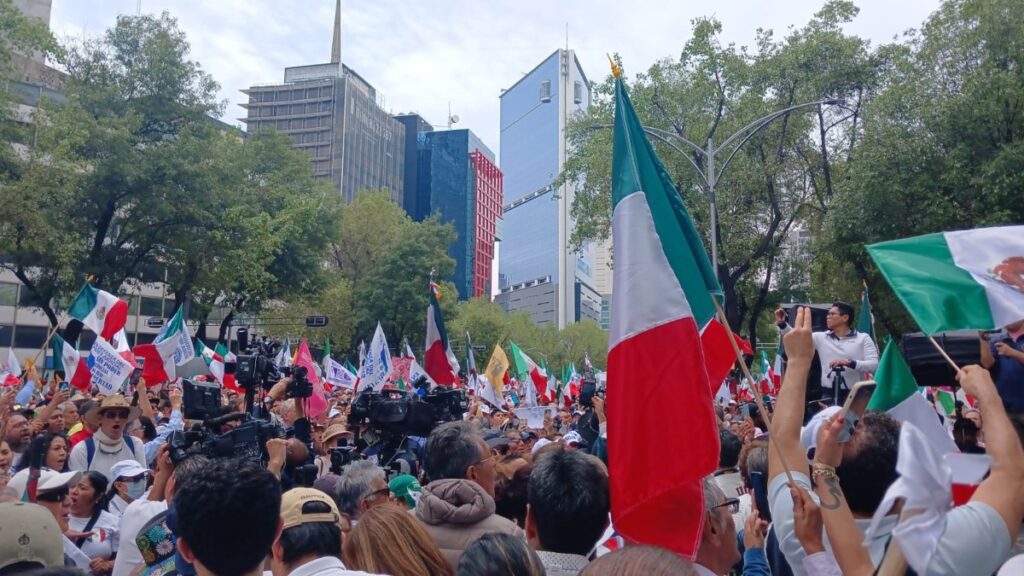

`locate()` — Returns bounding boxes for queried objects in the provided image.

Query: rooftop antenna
[447,101,459,130]
[137,0,142,15]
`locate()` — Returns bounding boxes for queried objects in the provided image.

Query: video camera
[167,412,284,466]
[234,336,284,390]
[348,383,467,437]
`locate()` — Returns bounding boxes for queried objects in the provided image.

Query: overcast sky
[50,0,942,160]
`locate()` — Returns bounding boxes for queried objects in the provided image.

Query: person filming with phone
[776,301,879,405]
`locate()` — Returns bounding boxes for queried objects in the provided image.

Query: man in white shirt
[270,488,378,576]
[69,395,146,480]
[777,301,879,404]
[693,476,742,576]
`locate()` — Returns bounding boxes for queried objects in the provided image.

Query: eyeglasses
[361,487,392,503]
[37,488,70,503]
[711,497,740,514]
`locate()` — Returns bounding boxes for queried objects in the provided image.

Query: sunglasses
[101,410,131,420]
[361,487,392,502]
[37,488,70,503]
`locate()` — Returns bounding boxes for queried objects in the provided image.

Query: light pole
[591,98,842,278]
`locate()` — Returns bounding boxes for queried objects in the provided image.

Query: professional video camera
[234,336,284,390]
[167,412,284,466]
[348,382,467,437]
[286,366,313,399]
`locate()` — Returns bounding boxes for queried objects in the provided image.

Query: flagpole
[926,335,961,373]
[712,298,796,485]
[32,312,68,368]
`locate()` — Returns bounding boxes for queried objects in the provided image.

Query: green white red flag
[52,334,91,390]
[424,283,460,386]
[759,350,779,396]
[68,283,129,341]
[155,306,195,366]
[195,340,224,382]
[607,72,720,558]
[509,341,550,403]
[132,336,177,385]
[867,226,1024,333]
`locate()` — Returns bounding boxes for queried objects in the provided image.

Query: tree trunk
[11,268,59,328]
[817,107,835,201]
[218,298,244,345]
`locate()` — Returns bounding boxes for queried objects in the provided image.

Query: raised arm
[769,307,814,482]
[136,378,156,422]
[979,335,996,369]
[958,365,1024,538]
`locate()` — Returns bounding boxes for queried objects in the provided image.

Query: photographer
[266,376,317,489]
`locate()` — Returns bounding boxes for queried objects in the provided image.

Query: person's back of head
[838,411,901,516]
[423,421,483,483]
[718,429,742,469]
[0,502,64,576]
[343,503,452,576]
[580,545,697,576]
[456,532,545,576]
[526,448,609,556]
[494,463,532,528]
[174,459,282,576]
[273,488,344,574]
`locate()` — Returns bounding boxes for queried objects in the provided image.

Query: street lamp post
[592,99,842,278]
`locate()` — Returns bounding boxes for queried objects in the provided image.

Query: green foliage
[260,277,356,354]
[817,0,1024,335]
[0,12,336,329]
[563,1,874,346]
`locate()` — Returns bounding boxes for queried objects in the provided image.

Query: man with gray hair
[334,460,390,527]
[415,421,522,569]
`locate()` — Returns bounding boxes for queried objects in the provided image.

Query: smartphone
[59,381,69,392]
[838,380,878,442]
[129,367,143,387]
[741,403,751,420]
[750,471,771,523]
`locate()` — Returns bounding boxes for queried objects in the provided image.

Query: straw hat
[85,395,141,428]
[321,424,352,446]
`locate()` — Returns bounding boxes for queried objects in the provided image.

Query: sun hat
[7,468,82,501]
[85,395,141,427]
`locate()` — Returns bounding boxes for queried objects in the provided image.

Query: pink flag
[294,339,328,419]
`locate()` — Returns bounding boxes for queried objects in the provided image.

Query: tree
[816,0,1024,335]
[259,277,356,358]
[0,13,336,332]
[562,2,874,347]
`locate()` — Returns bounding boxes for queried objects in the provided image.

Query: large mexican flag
[607,72,719,559]
[867,226,1024,333]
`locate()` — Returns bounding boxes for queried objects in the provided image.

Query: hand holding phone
[837,380,877,442]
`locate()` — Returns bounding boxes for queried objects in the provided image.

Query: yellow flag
[484,344,509,397]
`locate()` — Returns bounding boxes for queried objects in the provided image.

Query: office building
[240,1,404,204]
[417,129,503,299]
[395,113,435,221]
[497,48,600,327]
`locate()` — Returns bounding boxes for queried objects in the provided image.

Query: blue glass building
[497,49,600,327]
[417,130,501,300]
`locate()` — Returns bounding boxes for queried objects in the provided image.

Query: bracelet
[811,462,838,484]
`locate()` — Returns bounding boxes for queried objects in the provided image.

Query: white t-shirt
[111,499,167,576]
[768,472,1010,576]
[69,511,120,560]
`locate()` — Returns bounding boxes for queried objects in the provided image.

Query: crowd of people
[2,303,1024,575]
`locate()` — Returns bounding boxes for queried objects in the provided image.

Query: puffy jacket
[414,478,524,568]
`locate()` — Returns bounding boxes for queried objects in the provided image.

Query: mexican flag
[109,329,138,367]
[866,340,957,456]
[196,340,225,382]
[51,334,91,390]
[155,306,195,366]
[2,348,22,386]
[68,283,129,341]
[607,73,720,558]
[424,282,460,386]
[132,336,177,385]
[759,350,779,396]
[934,387,957,416]
[509,341,549,402]
[867,226,1024,333]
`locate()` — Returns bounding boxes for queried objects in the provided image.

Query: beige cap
[281,488,341,530]
[0,501,65,570]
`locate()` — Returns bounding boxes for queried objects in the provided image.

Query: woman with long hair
[13,432,70,472]
[69,471,120,575]
[343,503,452,576]
[457,533,546,576]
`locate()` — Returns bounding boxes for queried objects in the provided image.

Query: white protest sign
[90,337,135,395]
[514,406,555,430]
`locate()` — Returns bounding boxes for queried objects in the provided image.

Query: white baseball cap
[7,468,82,500]
[801,406,842,458]
[109,460,150,481]
[531,438,553,454]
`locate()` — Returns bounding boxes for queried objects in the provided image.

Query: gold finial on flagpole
[607,54,622,79]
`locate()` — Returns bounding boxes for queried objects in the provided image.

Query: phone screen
[129,367,143,387]
[751,471,771,523]
[741,404,751,420]
[839,381,877,442]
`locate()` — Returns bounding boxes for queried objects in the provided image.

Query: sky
[49,0,943,160]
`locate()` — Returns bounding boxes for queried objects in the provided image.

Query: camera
[286,366,313,399]
[167,413,285,465]
[235,337,283,390]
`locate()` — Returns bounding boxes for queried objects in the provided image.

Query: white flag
[156,307,195,366]
[475,375,506,412]
[275,338,293,368]
[324,357,358,390]
[89,337,135,395]
[5,348,21,378]
[523,374,538,408]
[359,323,393,392]
[408,358,437,390]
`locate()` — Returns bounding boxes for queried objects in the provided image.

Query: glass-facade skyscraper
[496,48,600,327]
[417,130,502,300]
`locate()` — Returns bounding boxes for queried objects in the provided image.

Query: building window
[138,297,167,317]
[13,326,47,349]
[0,282,17,306]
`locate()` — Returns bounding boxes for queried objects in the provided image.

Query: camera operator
[266,377,317,490]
